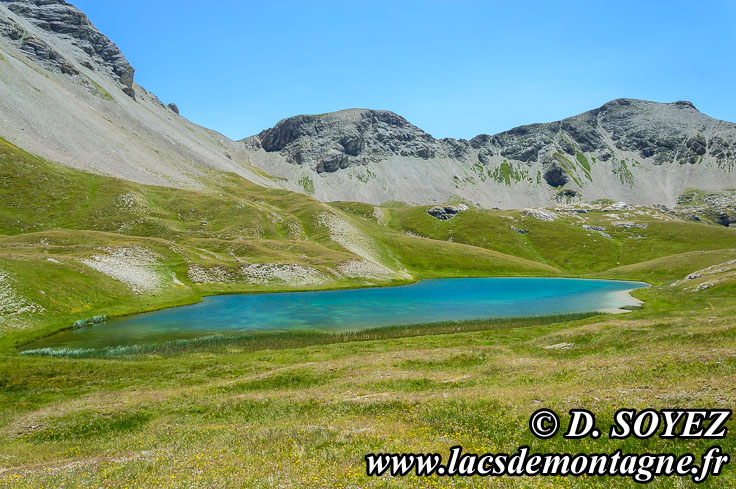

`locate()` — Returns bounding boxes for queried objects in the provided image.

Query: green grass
[298,174,315,194]
[575,151,592,180]
[381,203,736,275]
[612,158,635,186]
[1,137,736,487]
[554,152,584,186]
[0,138,559,351]
[85,76,115,101]
[490,160,529,186]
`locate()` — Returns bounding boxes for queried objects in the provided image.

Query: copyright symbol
[529,409,560,439]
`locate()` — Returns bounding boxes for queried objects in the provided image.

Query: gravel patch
[522,208,558,222]
[316,212,395,277]
[187,263,328,286]
[240,264,327,286]
[187,265,234,284]
[287,220,306,239]
[336,260,395,280]
[80,247,162,294]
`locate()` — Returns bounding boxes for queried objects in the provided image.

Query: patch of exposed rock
[522,208,558,222]
[0,268,44,328]
[240,264,326,286]
[316,212,389,270]
[187,263,328,287]
[187,265,233,284]
[671,258,736,291]
[80,247,161,294]
[336,260,394,280]
[603,202,633,212]
[613,221,648,229]
[426,203,469,220]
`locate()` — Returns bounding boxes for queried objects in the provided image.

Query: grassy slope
[377,205,736,275]
[1,140,736,487]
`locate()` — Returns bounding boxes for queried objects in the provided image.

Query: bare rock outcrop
[243,109,449,173]
[0,0,135,96]
[426,204,469,220]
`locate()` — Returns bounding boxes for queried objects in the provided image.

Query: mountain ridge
[242,99,736,207]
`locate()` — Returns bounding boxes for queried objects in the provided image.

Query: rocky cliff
[243,100,736,208]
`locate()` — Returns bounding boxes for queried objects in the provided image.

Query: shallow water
[24,278,646,350]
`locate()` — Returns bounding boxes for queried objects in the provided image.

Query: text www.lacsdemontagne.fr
[365,445,729,484]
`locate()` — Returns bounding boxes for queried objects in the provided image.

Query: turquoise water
[23,278,646,351]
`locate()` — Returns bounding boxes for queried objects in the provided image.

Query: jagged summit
[469,98,732,178]
[248,98,732,175]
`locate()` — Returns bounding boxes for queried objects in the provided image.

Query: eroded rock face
[0,0,135,96]
[469,99,736,174]
[544,165,569,187]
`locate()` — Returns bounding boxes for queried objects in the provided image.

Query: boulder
[426,203,469,220]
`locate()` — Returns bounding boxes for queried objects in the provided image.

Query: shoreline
[598,287,646,314]
[19,277,650,353]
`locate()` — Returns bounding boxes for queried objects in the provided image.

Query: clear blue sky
[73,0,736,140]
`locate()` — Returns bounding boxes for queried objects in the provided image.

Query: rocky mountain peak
[0,0,135,97]
[243,109,444,172]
